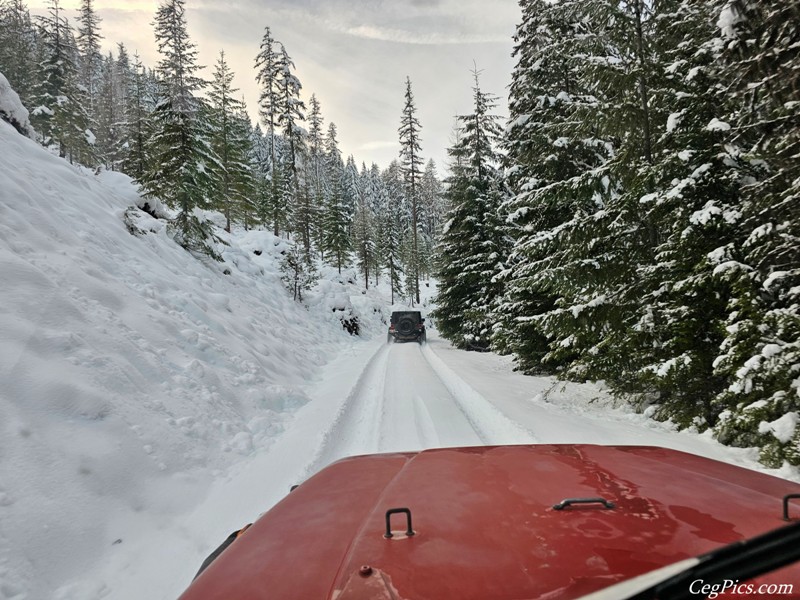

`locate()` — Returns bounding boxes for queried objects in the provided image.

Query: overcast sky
[31,0,520,171]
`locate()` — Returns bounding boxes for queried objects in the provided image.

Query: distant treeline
[0,0,445,303]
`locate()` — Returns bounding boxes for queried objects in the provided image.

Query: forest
[0,0,444,305]
[1,0,798,466]
[434,0,799,466]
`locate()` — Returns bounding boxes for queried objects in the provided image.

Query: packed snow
[1,106,799,600]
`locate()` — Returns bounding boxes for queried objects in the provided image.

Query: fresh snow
[1,111,799,600]
[0,71,33,137]
[717,3,743,39]
[764,270,789,291]
[706,117,732,131]
[666,110,684,133]
[760,412,799,445]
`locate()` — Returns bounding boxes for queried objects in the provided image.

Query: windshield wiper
[625,520,800,600]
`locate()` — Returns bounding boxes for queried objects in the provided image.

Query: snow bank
[0,119,374,600]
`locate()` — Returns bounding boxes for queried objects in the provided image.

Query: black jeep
[388,311,426,343]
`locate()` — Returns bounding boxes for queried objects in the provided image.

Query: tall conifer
[398,77,424,305]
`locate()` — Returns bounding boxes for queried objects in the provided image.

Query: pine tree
[274,44,308,246]
[383,160,406,303]
[433,70,507,350]
[420,160,444,245]
[208,51,253,232]
[416,160,444,283]
[230,103,258,229]
[398,76,424,305]
[254,27,279,167]
[709,0,800,465]
[353,163,376,289]
[496,0,612,371]
[123,52,151,180]
[95,52,119,168]
[307,93,326,252]
[322,122,351,272]
[342,155,360,234]
[544,0,680,384]
[281,241,318,302]
[141,0,221,257]
[109,43,132,169]
[270,139,294,236]
[75,0,102,121]
[367,163,389,286]
[604,0,745,425]
[249,123,273,228]
[0,0,38,107]
[33,0,93,164]
[254,27,282,234]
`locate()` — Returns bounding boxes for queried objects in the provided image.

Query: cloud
[189,0,519,168]
[359,140,398,152]
[343,25,509,46]
[190,0,517,46]
[34,0,519,169]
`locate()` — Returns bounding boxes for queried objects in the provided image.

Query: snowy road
[85,330,795,600]
[311,338,528,464]
[317,339,487,457]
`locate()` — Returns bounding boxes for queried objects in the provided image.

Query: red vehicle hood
[179,445,800,599]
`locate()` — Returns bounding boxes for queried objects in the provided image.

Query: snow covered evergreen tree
[709,0,800,465]
[122,52,151,180]
[0,0,38,108]
[366,163,389,286]
[608,0,745,426]
[75,0,102,121]
[352,168,376,290]
[94,52,121,168]
[254,27,282,234]
[383,160,407,304]
[342,155,360,234]
[433,70,507,350]
[322,123,351,272]
[140,0,220,257]
[398,77,424,305]
[306,93,326,253]
[495,0,612,371]
[93,44,132,171]
[280,241,318,302]
[494,0,798,465]
[109,43,132,170]
[208,51,255,232]
[275,43,307,242]
[32,0,93,164]
[417,160,444,283]
[249,124,272,227]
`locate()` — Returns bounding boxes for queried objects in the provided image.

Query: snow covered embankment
[0,116,377,599]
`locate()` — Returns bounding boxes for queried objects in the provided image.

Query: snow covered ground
[1,114,799,600]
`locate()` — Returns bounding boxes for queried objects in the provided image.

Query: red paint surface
[178,445,800,600]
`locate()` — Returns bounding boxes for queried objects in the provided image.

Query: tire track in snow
[420,342,538,446]
[378,342,484,452]
[303,334,536,482]
[411,393,440,448]
[303,341,391,476]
